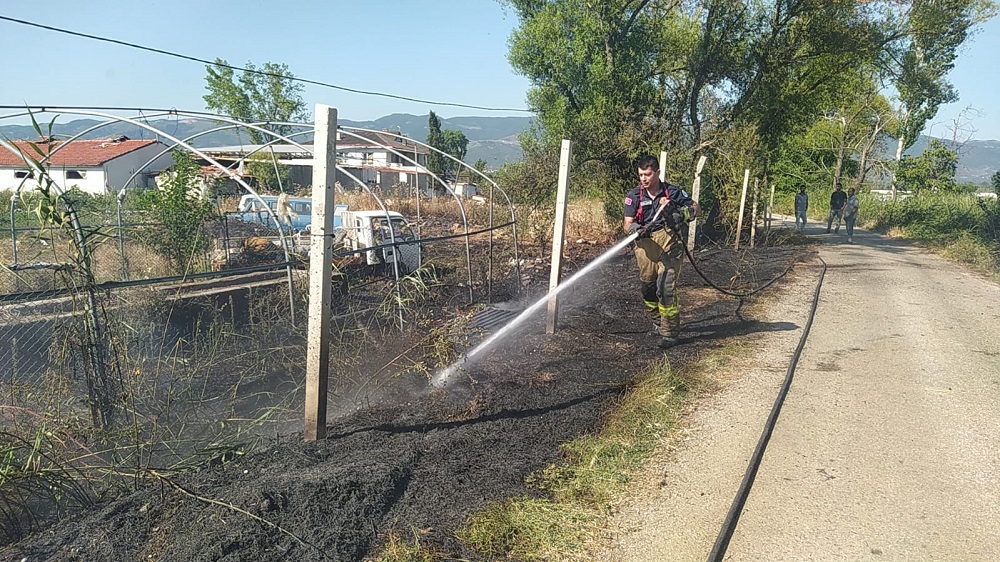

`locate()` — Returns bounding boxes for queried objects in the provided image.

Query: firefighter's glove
[627,222,650,239]
[670,207,695,228]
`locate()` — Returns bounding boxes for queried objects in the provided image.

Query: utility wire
[0,14,532,114]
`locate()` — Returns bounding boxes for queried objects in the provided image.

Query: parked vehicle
[229,194,313,231]
[228,194,421,274]
[335,208,421,275]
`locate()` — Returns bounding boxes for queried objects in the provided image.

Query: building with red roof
[0,136,173,195]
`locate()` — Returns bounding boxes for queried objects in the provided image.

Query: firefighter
[623,154,699,349]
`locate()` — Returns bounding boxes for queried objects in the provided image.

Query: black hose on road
[706,256,828,562]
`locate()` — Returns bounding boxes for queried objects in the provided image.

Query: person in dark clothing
[794,186,809,232]
[623,154,699,349]
[826,182,848,234]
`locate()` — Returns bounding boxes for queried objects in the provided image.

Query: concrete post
[546,140,572,334]
[734,169,750,251]
[304,105,337,441]
[689,155,707,253]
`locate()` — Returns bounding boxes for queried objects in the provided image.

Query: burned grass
[4,237,816,562]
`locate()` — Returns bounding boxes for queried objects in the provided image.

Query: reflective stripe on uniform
[659,304,679,317]
[644,300,658,311]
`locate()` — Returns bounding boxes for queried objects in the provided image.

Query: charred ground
[6,237,814,562]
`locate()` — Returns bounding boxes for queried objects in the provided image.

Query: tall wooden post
[734,169,750,251]
[304,105,337,441]
[546,140,572,334]
[658,151,668,182]
[689,155,707,253]
[766,182,776,239]
[750,177,759,249]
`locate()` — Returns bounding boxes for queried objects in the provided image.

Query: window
[14,170,33,179]
[66,170,87,179]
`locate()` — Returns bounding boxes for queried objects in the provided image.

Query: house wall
[0,144,173,195]
[103,144,174,194]
[0,166,109,194]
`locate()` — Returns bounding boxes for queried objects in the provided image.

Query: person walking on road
[623,154,699,350]
[794,186,809,232]
[844,187,860,243]
[826,182,847,234]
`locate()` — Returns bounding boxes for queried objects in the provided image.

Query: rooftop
[0,137,163,167]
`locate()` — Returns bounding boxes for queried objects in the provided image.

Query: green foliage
[892,0,995,151]
[991,170,1000,192]
[500,0,994,235]
[863,192,989,242]
[244,154,289,192]
[895,139,958,193]
[425,112,470,182]
[441,129,468,163]
[425,111,448,179]
[138,150,217,272]
[203,59,309,144]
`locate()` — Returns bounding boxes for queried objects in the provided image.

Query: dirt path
[600,220,1000,561]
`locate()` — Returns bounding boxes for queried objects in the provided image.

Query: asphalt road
[601,219,1000,561]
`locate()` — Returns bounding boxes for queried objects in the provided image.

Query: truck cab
[336,208,421,275]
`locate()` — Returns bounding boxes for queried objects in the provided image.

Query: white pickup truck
[335,208,421,275]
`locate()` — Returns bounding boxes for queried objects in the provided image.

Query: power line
[0,14,533,114]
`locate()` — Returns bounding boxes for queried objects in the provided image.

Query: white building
[0,137,173,195]
[199,130,433,196]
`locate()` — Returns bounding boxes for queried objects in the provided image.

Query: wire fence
[1,191,520,433]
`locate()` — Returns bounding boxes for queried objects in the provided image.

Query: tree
[142,150,217,272]
[426,112,470,181]
[888,0,996,194]
[501,0,995,231]
[203,59,309,144]
[426,111,448,179]
[990,170,1000,193]
[895,139,959,193]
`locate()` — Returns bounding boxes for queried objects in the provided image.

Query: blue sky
[0,1,531,121]
[0,2,996,139]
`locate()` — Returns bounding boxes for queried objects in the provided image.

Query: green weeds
[455,358,699,561]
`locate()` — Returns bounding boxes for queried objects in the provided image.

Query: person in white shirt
[844,187,860,243]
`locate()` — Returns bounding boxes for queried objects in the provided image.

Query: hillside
[903,135,1000,185]
[3,117,998,181]
[0,114,532,170]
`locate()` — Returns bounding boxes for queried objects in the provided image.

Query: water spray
[429,201,675,388]
[430,231,640,388]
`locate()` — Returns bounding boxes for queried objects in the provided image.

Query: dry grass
[457,358,700,561]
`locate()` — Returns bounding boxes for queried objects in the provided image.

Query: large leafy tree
[426,112,470,180]
[895,139,959,193]
[203,59,309,144]
[426,111,449,178]
[502,0,994,230]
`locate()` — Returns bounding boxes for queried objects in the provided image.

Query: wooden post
[750,178,759,249]
[734,169,750,251]
[766,182,775,240]
[304,105,337,442]
[546,140,572,334]
[658,151,668,182]
[689,155,707,253]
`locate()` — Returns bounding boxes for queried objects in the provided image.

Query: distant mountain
[902,135,1000,185]
[0,114,532,169]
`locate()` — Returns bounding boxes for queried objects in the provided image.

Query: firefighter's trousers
[634,227,684,337]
